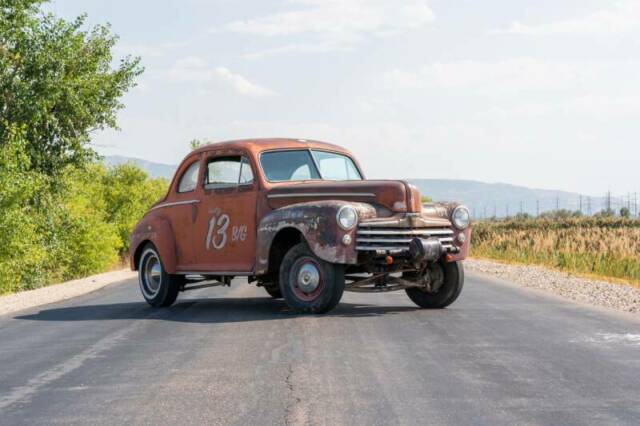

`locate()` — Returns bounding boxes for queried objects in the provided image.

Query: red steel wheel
[289,257,324,302]
[279,243,344,313]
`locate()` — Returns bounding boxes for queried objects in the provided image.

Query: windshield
[260,150,362,182]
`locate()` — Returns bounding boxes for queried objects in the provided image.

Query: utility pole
[536,199,540,217]
[579,195,582,213]
[484,206,487,219]
[587,197,591,216]
[606,191,612,212]
[556,196,560,211]
[520,201,523,215]
[506,205,509,218]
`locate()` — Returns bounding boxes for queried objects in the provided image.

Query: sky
[47,0,640,196]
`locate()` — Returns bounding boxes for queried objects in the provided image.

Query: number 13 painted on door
[206,214,230,250]
[205,213,248,250]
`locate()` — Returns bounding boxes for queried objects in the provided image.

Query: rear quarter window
[177,161,200,193]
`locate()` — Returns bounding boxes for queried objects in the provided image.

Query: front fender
[256,201,376,275]
[129,215,178,273]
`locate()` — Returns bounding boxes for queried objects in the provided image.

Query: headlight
[452,206,470,230]
[337,205,358,230]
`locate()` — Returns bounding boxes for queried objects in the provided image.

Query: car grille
[355,225,455,253]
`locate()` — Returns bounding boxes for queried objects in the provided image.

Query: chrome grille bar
[356,229,453,236]
[356,224,456,254]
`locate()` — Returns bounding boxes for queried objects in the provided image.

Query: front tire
[279,243,344,313]
[138,244,182,307]
[263,284,282,299]
[405,261,464,309]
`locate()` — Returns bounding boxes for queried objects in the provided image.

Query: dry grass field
[471,217,640,285]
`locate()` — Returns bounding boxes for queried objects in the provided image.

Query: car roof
[190,138,353,157]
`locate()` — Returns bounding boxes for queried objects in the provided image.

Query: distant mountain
[103,155,177,179]
[103,156,604,218]
[409,179,604,218]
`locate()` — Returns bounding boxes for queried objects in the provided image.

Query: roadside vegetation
[0,1,164,294]
[0,128,167,294]
[472,213,640,285]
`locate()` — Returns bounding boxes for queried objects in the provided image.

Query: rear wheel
[279,243,344,313]
[138,244,182,307]
[404,261,464,309]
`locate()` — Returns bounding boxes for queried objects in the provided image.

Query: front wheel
[138,244,183,307]
[405,261,464,309]
[279,243,345,313]
[263,284,282,299]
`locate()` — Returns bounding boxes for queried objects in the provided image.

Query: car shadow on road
[15,297,425,324]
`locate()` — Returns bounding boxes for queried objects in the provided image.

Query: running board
[180,281,228,292]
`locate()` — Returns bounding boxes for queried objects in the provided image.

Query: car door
[167,154,204,270]
[197,151,258,272]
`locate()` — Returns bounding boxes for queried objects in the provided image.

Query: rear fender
[130,216,177,273]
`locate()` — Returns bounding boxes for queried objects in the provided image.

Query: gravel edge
[466,258,640,314]
[0,270,137,316]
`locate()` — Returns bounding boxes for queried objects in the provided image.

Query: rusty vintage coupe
[130,138,471,313]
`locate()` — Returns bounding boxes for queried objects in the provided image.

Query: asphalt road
[1,270,639,426]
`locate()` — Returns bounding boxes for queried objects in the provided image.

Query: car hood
[265,180,423,214]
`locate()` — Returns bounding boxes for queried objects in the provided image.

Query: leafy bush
[0,125,50,292]
[103,163,167,254]
[0,127,167,294]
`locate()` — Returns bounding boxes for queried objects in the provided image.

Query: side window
[177,161,200,193]
[206,156,254,188]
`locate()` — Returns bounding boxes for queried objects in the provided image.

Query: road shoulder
[466,258,640,315]
[0,270,136,317]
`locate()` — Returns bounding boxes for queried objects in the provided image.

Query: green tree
[620,207,631,218]
[0,0,143,176]
[0,2,149,294]
[595,208,615,217]
[189,138,205,150]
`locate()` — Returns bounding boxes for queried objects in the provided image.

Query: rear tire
[405,261,464,309]
[138,243,182,307]
[279,243,344,313]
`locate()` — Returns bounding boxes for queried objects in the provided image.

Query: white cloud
[114,42,184,58]
[165,57,275,97]
[491,1,640,36]
[382,58,597,95]
[380,58,640,120]
[219,0,434,57]
[212,67,276,97]
[481,95,640,120]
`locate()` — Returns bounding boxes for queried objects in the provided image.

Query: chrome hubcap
[297,263,320,293]
[143,254,162,297]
